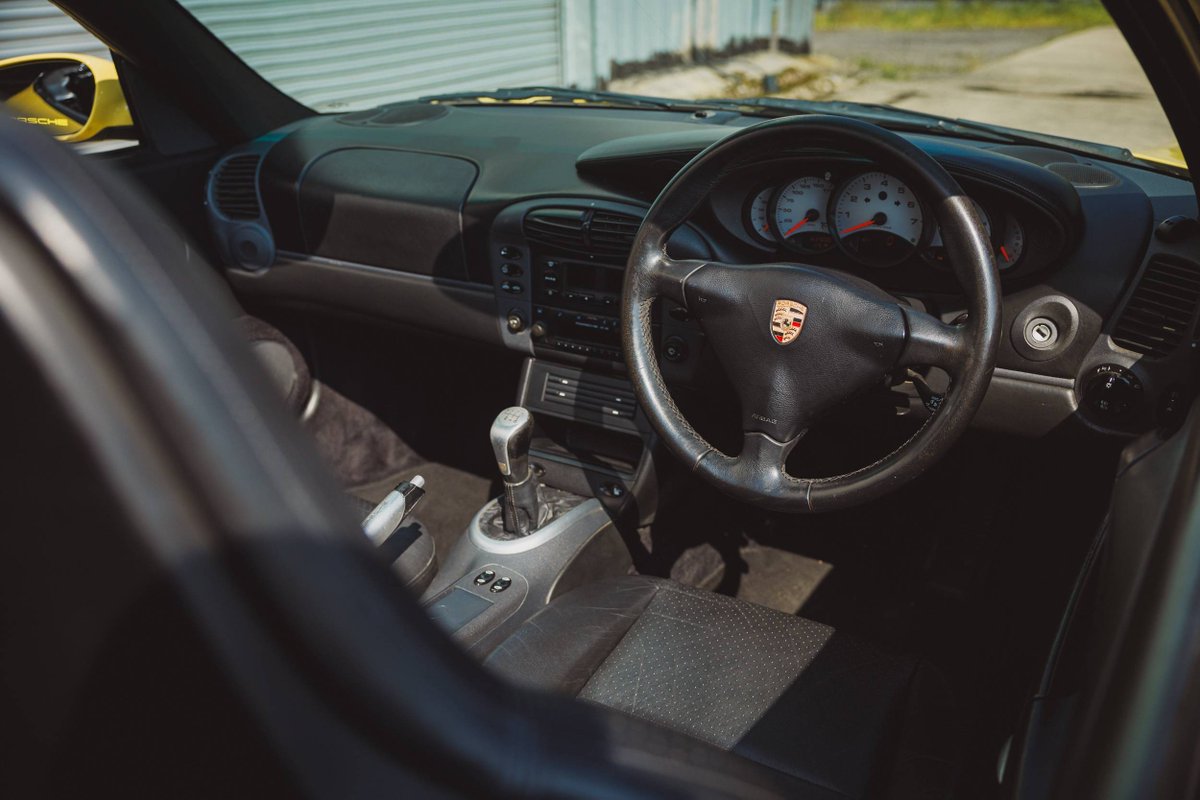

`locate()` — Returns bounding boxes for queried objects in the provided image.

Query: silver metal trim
[300,379,321,422]
[468,497,609,555]
[992,367,1075,389]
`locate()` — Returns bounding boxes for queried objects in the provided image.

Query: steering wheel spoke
[717,430,805,497]
[647,255,711,308]
[899,305,969,374]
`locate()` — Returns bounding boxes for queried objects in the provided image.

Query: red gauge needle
[783,210,819,238]
[840,212,887,236]
[840,219,876,234]
[1000,245,1012,263]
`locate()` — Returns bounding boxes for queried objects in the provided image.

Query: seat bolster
[733,633,921,798]
[484,576,662,694]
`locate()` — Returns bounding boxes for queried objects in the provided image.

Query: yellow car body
[0,52,132,142]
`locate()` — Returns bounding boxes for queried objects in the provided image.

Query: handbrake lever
[363,475,425,545]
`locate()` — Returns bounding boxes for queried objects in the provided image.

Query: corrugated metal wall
[0,0,108,61]
[2,0,815,112]
[181,0,564,111]
[575,0,814,85]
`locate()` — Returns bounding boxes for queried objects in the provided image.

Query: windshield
[177,0,1182,169]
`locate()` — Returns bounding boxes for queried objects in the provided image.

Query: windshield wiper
[421,86,726,113]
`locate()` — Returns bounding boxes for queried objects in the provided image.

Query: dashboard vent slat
[1112,255,1200,358]
[212,154,262,220]
[524,207,642,258]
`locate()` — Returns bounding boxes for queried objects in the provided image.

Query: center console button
[500,262,523,277]
[500,245,522,259]
[474,569,496,585]
[490,576,512,593]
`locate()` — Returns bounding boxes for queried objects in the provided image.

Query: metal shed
[3,0,815,112]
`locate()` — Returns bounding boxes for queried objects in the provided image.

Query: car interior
[3,1,1200,798]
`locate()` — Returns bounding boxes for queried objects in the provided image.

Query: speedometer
[772,175,835,254]
[833,171,924,267]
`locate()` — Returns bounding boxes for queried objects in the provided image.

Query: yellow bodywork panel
[0,52,132,143]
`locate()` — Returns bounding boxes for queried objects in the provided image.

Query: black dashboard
[207,101,1200,441]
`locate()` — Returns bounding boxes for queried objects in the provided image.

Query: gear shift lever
[490,406,542,535]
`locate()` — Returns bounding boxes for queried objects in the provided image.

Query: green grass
[853,57,912,79]
[815,0,1113,32]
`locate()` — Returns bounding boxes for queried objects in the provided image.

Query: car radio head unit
[535,256,623,310]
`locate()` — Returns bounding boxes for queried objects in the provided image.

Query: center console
[417,201,720,650]
[484,198,713,529]
[420,408,632,654]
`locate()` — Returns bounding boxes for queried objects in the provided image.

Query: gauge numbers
[773,175,835,254]
[745,187,773,242]
[834,171,923,267]
[997,213,1025,269]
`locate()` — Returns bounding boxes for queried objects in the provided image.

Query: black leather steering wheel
[622,115,1001,513]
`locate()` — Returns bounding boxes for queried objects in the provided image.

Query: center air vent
[211,154,262,220]
[542,371,637,421]
[524,207,642,257]
[1112,255,1200,357]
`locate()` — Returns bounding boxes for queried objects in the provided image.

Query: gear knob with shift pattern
[490,406,543,535]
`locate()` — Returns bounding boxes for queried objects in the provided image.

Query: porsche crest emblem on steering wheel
[770,299,808,345]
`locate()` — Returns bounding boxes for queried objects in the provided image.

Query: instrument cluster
[737,165,1027,272]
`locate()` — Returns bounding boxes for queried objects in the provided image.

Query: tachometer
[833,171,924,267]
[745,187,774,243]
[772,175,835,254]
[924,199,991,266]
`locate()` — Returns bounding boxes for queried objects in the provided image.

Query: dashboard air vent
[524,207,643,257]
[524,208,588,251]
[1112,255,1200,357]
[542,371,637,420]
[589,210,642,256]
[212,154,262,220]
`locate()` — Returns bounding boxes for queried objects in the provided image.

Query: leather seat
[485,576,957,799]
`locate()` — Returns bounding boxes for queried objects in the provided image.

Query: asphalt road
[825,26,1179,161]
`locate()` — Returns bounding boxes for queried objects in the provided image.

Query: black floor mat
[730,546,832,614]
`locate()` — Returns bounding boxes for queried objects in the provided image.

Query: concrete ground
[815,27,1067,76]
[827,26,1179,161]
[609,26,1180,165]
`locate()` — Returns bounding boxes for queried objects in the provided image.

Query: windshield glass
[177,0,1182,169]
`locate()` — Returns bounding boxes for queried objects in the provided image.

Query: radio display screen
[564,262,623,295]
